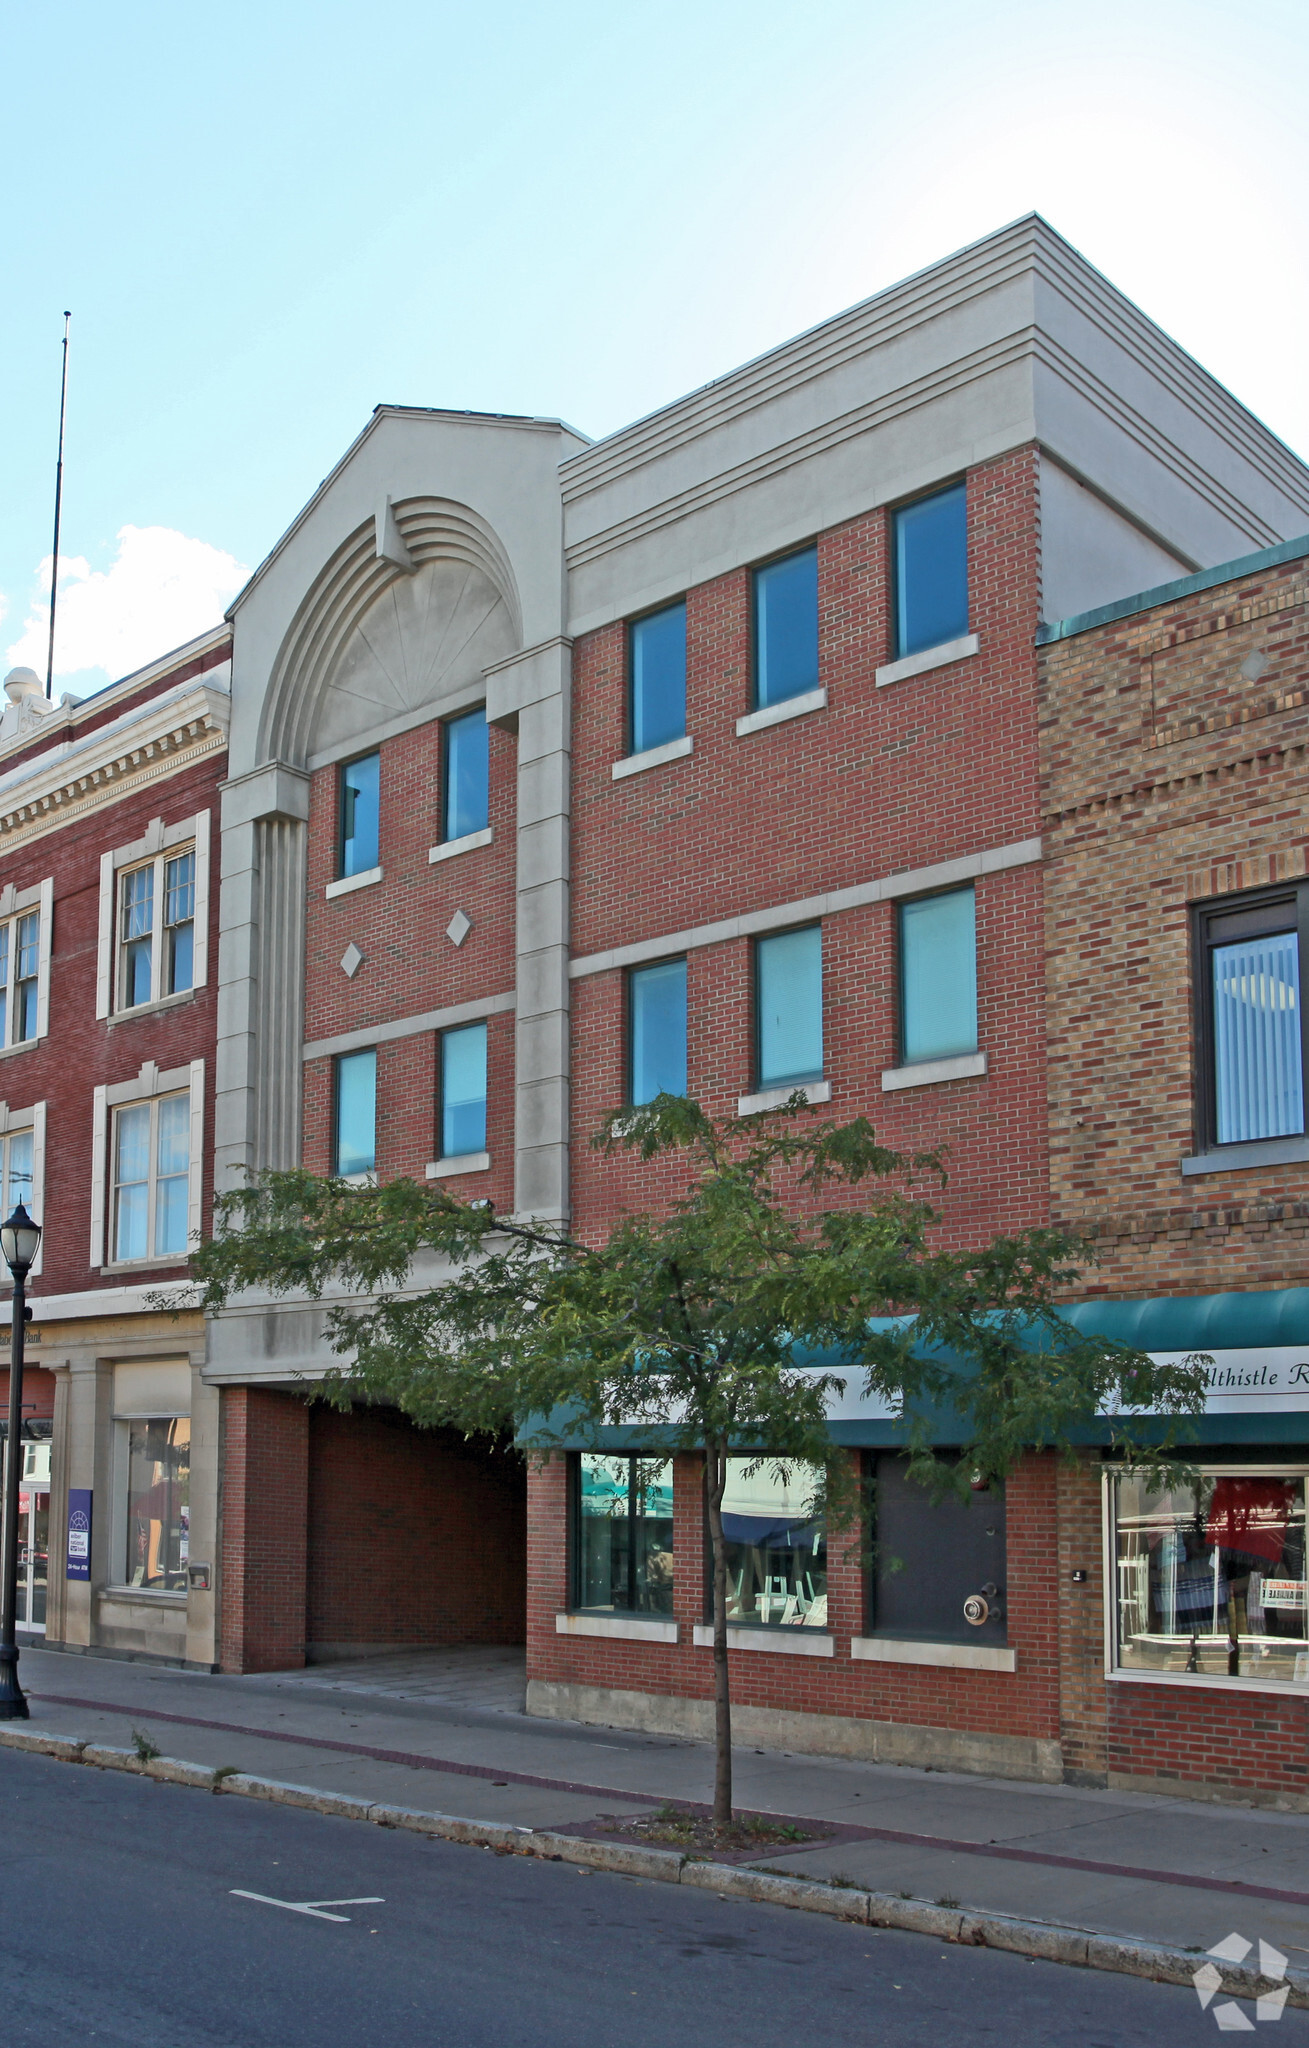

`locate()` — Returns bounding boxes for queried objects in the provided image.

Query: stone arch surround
[259,495,523,768]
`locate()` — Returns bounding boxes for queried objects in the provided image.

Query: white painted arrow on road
[231,1891,384,1923]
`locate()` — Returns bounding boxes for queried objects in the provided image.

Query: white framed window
[0,1097,46,1276]
[90,1060,204,1269]
[0,879,53,1055]
[96,812,210,1019]
[1107,1464,1309,1694]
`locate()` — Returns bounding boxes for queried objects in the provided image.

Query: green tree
[191,1096,1205,1829]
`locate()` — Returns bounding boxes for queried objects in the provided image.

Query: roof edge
[1037,532,1309,645]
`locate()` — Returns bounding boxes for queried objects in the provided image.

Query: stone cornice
[0,680,230,855]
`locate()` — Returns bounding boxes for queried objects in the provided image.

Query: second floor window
[334,1048,377,1176]
[339,751,380,877]
[899,887,978,1065]
[893,481,969,659]
[753,546,818,710]
[443,709,489,842]
[439,1023,487,1158]
[629,602,687,754]
[1196,887,1309,1149]
[119,849,195,1010]
[629,959,687,1104]
[756,926,823,1089]
[0,911,40,1047]
[1,1126,33,1212]
[113,1092,190,1262]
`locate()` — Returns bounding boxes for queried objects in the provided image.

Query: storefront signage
[66,1488,92,1580]
[1148,1349,1309,1415]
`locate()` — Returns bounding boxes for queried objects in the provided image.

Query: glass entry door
[16,1489,48,1633]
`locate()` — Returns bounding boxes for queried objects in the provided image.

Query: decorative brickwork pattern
[1041,545,1309,1290]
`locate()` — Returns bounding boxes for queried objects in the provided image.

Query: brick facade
[1040,539,1309,1805]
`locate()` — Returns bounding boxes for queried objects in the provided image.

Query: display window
[1111,1468,1309,1685]
[123,1417,191,1591]
[573,1454,674,1615]
[714,1458,828,1629]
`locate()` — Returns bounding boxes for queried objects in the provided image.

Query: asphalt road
[1,1749,1298,2046]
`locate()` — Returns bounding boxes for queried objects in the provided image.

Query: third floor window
[628,603,687,755]
[753,547,818,710]
[893,481,969,659]
[442,709,489,842]
[118,849,195,1010]
[339,752,380,877]
[0,909,41,1047]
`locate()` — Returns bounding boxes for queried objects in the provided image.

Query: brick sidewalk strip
[31,1689,1309,1911]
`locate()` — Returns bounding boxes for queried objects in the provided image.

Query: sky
[3,0,1308,700]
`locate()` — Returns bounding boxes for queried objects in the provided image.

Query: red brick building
[0,628,228,1670]
[182,216,1309,1798]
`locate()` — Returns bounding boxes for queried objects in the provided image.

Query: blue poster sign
[66,1488,92,1581]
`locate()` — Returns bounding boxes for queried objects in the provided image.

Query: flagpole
[44,312,71,701]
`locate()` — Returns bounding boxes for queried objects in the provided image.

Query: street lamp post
[0,1202,42,1720]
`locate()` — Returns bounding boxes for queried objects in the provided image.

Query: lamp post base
[0,1644,28,1720]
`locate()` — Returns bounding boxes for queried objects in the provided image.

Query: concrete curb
[4,1725,1305,2008]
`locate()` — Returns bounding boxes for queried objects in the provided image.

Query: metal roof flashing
[1037,532,1309,646]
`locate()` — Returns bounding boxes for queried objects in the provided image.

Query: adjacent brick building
[1039,533,1309,1805]
[0,628,229,1668]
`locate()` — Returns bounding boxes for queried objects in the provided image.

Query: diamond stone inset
[340,942,365,979]
[446,909,472,947]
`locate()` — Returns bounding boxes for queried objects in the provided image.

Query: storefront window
[574,1455,674,1615]
[124,1417,191,1590]
[717,1458,827,1628]
[1113,1470,1309,1683]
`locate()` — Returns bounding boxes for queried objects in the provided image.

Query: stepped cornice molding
[0,678,229,855]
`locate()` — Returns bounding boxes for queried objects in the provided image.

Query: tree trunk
[705,1441,732,1829]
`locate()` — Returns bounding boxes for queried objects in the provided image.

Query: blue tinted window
[1213,930,1304,1144]
[629,959,687,1104]
[757,926,822,1087]
[894,483,968,659]
[629,603,687,754]
[900,889,977,1064]
[754,548,818,709]
[441,1022,487,1157]
[444,709,490,841]
[340,752,380,877]
[334,1049,377,1176]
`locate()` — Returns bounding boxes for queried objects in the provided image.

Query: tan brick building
[1039,533,1309,1805]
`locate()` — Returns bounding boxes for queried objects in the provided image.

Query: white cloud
[5,525,246,684]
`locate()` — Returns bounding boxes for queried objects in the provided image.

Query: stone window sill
[1108,1666,1309,1699]
[692,1623,834,1657]
[875,633,979,690]
[556,1612,678,1644]
[737,1079,830,1119]
[101,1255,191,1276]
[101,1587,188,1608]
[1181,1135,1309,1177]
[851,1634,1015,1673]
[612,735,694,780]
[735,687,826,738]
[326,865,383,900]
[429,827,493,864]
[426,1153,491,1178]
[108,988,197,1028]
[881,1051,987,1092]
[0,1035,41,1058]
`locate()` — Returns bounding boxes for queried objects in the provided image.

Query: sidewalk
[16,1642,1309,1962]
